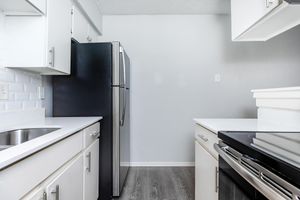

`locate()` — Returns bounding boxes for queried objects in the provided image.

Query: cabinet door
[87,25,99,43]
[46,155,83,200]
[231,0,281,39]
[84,139,99,200]
[21,186,45,200]
[72,5,89,43]
[195,141,218,200]
[74,0,102,34]
[46,0,72,74]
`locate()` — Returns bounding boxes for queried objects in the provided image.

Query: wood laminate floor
[116,167,195,200]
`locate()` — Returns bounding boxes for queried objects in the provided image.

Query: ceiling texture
[97,0,230,15]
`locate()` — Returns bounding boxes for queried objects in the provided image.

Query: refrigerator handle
[120,47,127,126]
[120,46,127,87]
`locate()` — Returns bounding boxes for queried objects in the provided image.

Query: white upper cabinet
[0,0,46,15]
[231,0,300,41]
[3,0,72,75]
[46,0,72,74]
[73,0,103,35]
[72,5,90,43]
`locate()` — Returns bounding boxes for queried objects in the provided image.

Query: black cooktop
[218,131,300,188]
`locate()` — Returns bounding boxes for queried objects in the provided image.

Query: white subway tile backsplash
[0,102,5,111]
[6,102,23,111]
[24,84,38,92]
[15,92,30,100]
[30,92,39,100]
[0,68,14,82]
[0,68,43,112]
[9,83,24,92]
[23,101,37,109]
[15,72,30,83]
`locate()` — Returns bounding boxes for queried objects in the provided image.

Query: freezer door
[112,42,130,89]
[119,46,130,89]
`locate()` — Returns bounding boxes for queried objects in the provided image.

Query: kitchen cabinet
[195,141,218,200]
[0,0,46,15]
[84,140,99,200]
[45,155,84,200]
[71,5,99,43]
[73,0,103,35]
[1,122,100,200]
[231,0,300,41]
[195,124,219,200]
[3,0,72,75]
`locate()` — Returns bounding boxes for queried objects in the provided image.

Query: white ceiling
[98,0,230,15]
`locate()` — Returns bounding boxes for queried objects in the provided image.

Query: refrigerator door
[112,42,130,89]
[112,43,131,197]
[120,46,130,89]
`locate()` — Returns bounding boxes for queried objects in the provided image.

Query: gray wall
[100,15,300,165]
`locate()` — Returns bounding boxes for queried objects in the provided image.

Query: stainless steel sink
[0,128,60,151]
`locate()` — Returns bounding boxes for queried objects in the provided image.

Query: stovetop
[218,131,300,188]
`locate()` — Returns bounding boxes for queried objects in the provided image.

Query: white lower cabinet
[195,124,220,200]
[84,139,99,200]
[2,122,101,200]
[46,155,83,200]
[195,124,219,200]
[195,141,218,200]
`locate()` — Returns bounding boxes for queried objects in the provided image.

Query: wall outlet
[214,74,221,82]
[38,86,45,100]
[0,84,9,100]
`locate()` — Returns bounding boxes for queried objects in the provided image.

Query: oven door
[219,157,267,200]
[215,143,300,200]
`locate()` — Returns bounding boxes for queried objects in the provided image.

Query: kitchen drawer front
[83,122,100,148]
[0,131,83,200]
[195,125,219,160]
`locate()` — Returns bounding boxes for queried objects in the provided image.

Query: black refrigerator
[53,41,130,199]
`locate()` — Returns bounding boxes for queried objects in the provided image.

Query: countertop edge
[0,117,103,170]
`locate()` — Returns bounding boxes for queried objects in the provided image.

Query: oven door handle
[214,143,300,200]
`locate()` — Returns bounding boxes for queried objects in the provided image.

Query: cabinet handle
[86,152,91,172]
[265,0,274,8]
[87,36,92,42]
[197,134,208,142]
[90,131,99,137]
[215,166,219,193]
[49,47,55,67]
[43,191,47,200]
[51,185,59,200]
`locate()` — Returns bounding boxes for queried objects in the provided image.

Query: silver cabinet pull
[87,36,92,42]
[197,134,208,142]
[49,47,55,67]
[86,152,91,172]
[265,0,274,8]
[89,131,99,137]
[215,166,219,193]
[51,185,59,200]
[43,191,47,200]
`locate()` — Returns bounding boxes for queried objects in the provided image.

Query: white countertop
[0,117,102,170]
[194,118,300,134]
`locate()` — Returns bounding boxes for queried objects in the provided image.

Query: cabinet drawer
[0,132,83,200]
[195,125,219,159]
[83,122,100,148]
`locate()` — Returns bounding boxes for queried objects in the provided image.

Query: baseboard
[130,162,195,167]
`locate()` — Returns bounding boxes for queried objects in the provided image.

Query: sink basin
[0,128,60,151]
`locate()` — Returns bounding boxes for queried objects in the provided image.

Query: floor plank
[116,167,195,200]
